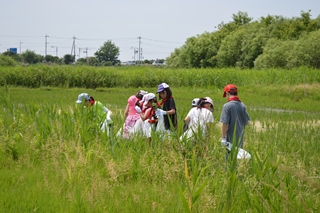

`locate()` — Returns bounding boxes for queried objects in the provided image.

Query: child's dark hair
[136,90,145,100]
[196,98,207,108]
[89,96,95,102]
[197,97,214,112]
[159,87,172,100]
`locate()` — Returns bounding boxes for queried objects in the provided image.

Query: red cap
[223,84,238,97]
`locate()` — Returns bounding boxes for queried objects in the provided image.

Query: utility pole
[83,47,88,64]
[131,46,138,63]
[85,47,88,59]
[138,36,141,65]
[51,46,58,56]
[71,36,76,59]
[140,48,143,63]
[45,35,49,56]
[20,41,23,54]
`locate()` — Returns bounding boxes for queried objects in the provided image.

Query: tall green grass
[0,81,319,212]
[0,65,319,88]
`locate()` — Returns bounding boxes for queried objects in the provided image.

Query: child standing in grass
[155,83,177,137]
[220,84,250,149]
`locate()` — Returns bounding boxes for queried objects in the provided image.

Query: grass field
[0,80,319,212]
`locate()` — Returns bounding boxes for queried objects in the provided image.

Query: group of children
[120,82,178,141]
[75,83,250,152]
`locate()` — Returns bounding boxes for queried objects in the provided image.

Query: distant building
[122,61,136,66]
[152,59,164,66]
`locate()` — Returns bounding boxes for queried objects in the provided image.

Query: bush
[287,30,320,68]
[0,55,16,67]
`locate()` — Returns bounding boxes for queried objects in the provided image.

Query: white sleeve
[209,112,214,123]
[206,111,214,123]
[106,110,112,119]
[103,107,109,113]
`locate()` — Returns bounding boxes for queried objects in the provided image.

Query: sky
[1,0,320,62]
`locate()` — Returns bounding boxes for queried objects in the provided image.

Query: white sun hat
[191,98,200,107]
[204,97,214,106]
[76,93,90,104]
[143,93,156,106]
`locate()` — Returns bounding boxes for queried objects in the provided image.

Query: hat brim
[156,90,163,93]
[206,101,213,105]
[76,100,82,104]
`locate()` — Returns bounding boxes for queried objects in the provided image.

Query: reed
[0,73,319,212]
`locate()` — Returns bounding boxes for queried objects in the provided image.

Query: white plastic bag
[227,142,251,159]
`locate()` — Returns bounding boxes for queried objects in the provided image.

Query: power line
[77,37,137,41]
[1,34,181,60]
[0,35,43,38]
[143,37,183,44]
[142,42,178,48]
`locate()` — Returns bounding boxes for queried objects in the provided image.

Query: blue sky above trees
[1,0,319,61]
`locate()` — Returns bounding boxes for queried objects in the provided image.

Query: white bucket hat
[76,93,90,103]
[191,98,200,107]
[204,97,214,106]
[143,93,156,106]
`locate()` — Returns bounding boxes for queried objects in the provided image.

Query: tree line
[0,40,123,66]
[0,40,165,67]
[166,10,320,69]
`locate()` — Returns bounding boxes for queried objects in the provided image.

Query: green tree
[94,40,120,66]
[232,11,253,25]
[76,57,88,65]
[287,30,320,68]
[144,59,151,64]
[254,39,296,69]
[44,54,60,64]
[299,10,320,32]
[2,50,21,62]
[0,54,17,66]
[166,47,189,68]
[63,54,75,65]
[215,27,246,67]
[240,22,269,68]
[21,50,40,64]
[166,48,182,67]
[267,12,318,40]
[167,10,320,69]
[87,57,99,66]
[166,12,247,68]
[182,33,219,68]
[166,32,221,68]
